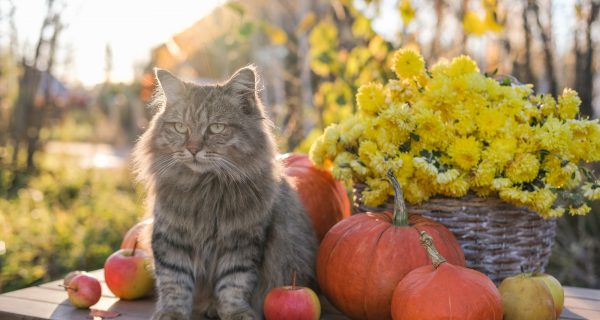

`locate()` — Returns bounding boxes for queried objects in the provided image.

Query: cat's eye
[173,122,188,134]
[208,123,226,134]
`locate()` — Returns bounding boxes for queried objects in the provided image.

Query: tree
[9,0,65,174]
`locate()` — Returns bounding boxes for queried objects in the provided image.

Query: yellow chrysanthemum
[446,55,480,78]
[463,11,487,36]
[538,94,558,117]
[569,204,591,216]
[543,157,577,188]
[309,135,326,166]
[473,161,497,187]
[403,180,432,204]
[392,153,414,184]
[499,187,531,206]
[322,124,341,157]
[356,83,386,115]
[362,178,391,207]
[582,182,600,201]
[505,153,540,183]
[392,49,425,79]
[530,188,557,213]
[338,115,364,147]
[448,136,482,170]
[557,88,581,120]
[437,175,470,197]
[399,0,416,26]
[358,140,380,168]
[413,107,447,149]
[492,178,513,190]
[538,117,573,156]
[483,138,516,166]
[413,157,438,177]
[477,107,506,139]
[436,169,460,185]
[544,207,566,218]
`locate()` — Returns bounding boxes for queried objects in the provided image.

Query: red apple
[120,218,153,252]
[62,273,101,309]
[263,275,320,320]
[104,245,155,300]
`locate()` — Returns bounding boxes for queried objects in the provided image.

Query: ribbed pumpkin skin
[391,263,503,320]
[316,212,465,320]
[279,153,351,241]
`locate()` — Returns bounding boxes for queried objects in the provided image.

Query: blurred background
[0,0,599,293]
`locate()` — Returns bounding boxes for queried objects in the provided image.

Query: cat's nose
[186,146,200,155]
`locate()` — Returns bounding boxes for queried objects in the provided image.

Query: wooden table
[0,270,599,319]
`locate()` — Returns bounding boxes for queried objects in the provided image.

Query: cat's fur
[133,66,318,320]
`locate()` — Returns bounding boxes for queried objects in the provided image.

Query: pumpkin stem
[387,170,408,226]
[419,231,446,269]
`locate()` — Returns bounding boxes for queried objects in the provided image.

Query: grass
[0,152,145,293]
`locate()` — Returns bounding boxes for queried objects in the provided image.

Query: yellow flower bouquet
[310,49,600,219]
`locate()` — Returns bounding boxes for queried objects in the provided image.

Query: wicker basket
[354,185,557,283]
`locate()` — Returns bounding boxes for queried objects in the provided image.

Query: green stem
[387,170,408,226]
[419,231,446,269]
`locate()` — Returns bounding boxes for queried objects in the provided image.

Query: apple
[104,243,155,300]
[499,272,557,320]
[120,218,153,253]
[63,270,86,287]
[530,272,564,317]
[263,274,320,320]
[61,273,101,309]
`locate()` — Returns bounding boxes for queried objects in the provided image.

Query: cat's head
[135,66,276,183]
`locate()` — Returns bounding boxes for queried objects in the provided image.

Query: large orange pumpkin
[391,231,503,320]
[317,171,465,320]
[278,153,351,241]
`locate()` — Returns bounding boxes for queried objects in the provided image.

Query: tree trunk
[529,0,558,96]
[516,2,535,85]
[575,1,599,118]
[26,15,62,171]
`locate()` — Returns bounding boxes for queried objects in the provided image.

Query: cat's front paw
[223,309,259,320]
[152,311,188,320]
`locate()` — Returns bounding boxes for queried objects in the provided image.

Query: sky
[12,0,222,87]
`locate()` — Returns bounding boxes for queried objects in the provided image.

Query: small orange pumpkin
[278,153,351,241]
[317,171,465,320]
[391,231,503,320]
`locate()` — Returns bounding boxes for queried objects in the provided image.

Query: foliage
[310,49,600,219]
[307,5,395,132]
[0,153,144,293]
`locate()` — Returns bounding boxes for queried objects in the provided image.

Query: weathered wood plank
[564,286,600,302]
[560,307,600,320]
[1,269,598,320]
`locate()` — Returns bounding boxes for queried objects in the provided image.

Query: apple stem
[132,236,138,256]
[292,271,297,290]
[59,284,76,292]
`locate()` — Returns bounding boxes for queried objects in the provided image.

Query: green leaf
[238,22,254,37]
[226,2,245,16]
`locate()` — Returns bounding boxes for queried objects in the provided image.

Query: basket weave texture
[354,184,557,283]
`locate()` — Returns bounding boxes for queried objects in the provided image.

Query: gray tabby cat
[133,66,318,320]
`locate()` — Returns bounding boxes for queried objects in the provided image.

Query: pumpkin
[316,171,465,320]
[120,218,153,252]
[391,231,503,320]
[278,153,351,241]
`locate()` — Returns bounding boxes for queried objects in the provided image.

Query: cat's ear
[224,66,259,115]
[154,68,185,104]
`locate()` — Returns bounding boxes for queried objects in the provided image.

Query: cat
[133,66,318,320]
